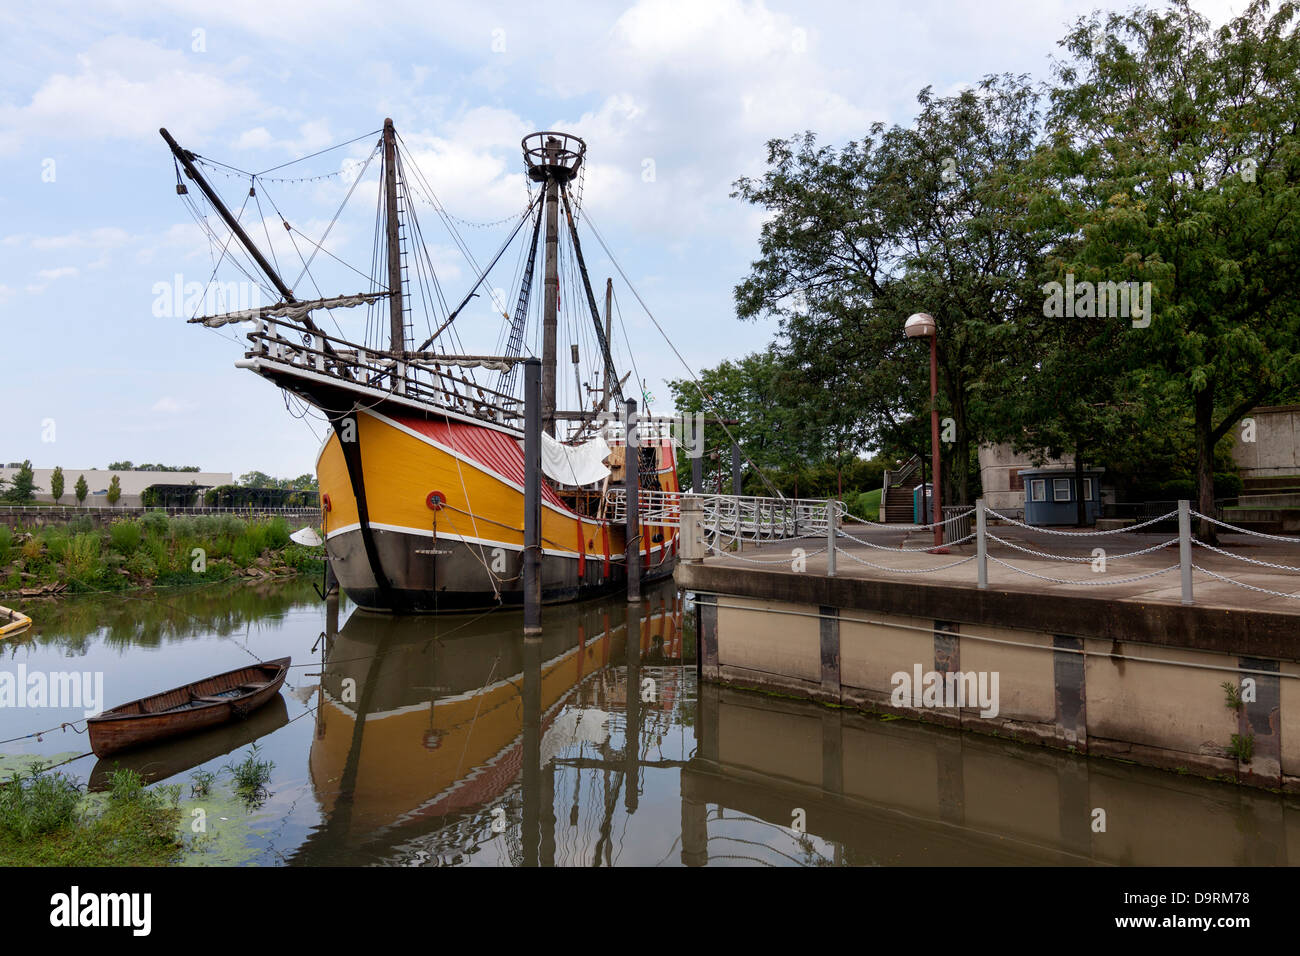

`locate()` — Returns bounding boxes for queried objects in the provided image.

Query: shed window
[1082,477,1094,501]
[1030,479,1046,502]
[1053,478,1072,501]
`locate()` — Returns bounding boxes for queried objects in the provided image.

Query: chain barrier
[836,527,977,551]
[984,508,1178,535]
[987,555,1180,586]
[1191,511,1300,544]
[840,507,976,531]
[706,545,828,566]
[1193,565,1300,600]
[986,533,1179,562]
[835,547,977,573]
[1193,539,1300,573]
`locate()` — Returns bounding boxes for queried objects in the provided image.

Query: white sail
[194,292,388,328]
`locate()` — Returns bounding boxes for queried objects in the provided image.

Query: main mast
[383,118,405,356]
[523,133,584,437]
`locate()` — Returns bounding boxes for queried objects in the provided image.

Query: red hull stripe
[396,416,569,509]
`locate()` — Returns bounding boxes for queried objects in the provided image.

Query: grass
[0,765,185,866]
[225,743,274,807]
[0,513,322,596]
[853,488,883,522]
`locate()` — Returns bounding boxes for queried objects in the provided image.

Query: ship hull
[317,406,677,614]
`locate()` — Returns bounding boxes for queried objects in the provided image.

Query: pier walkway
[697,518,1300,616]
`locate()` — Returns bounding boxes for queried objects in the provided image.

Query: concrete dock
[676,515,1300,791]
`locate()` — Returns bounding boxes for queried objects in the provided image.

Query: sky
[0,0,1246,478]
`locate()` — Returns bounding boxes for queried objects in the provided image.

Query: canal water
[1,578,1296,866]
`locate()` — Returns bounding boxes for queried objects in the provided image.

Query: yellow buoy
[0,605,32,639]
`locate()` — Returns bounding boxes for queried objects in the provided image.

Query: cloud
[0,35,264,152]
[36,266,78,280]
[4,227,133,251]
[151,396,196,413]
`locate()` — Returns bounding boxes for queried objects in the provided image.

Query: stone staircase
[882,455,924,523]
[1224,475,1300,534]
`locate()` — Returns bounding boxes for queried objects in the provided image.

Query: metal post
[929,332,943,548]
[976,498,987,590]
[626,398,642,603]
[826,500,837,577]
[1179,498,1193,605]
[681,496,704,563]
[731,443,742,496]
[523,359,542,634]
[691,454,702,494]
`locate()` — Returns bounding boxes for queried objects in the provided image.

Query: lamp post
[904,312,945,551]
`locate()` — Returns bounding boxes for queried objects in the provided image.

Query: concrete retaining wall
[692,588,1300,791]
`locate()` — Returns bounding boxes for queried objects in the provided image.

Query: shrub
[194,515,222,538]
[264,517,290,550]
[141,510,170,538]
[66,532,101,580]
[125,551,158,580]
[0,525,10,565]
[169,515,196,541]
[39,528,71,564]
[108,519,142,555]
[218,515,246,538]
[66,517,93,535]
[231,536,259,567]
[20,537,42,563]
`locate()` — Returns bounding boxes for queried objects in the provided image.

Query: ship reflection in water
[288,580,1299,867]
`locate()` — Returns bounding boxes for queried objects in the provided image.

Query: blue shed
[1020,468,1104,526]
[912,483,932,523]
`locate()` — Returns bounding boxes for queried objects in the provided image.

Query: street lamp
[904,312,945,551]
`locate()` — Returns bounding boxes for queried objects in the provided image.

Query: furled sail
[540,432,611,486]
[192,292,389,328]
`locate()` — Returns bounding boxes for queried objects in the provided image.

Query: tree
[106,475,121,507]
[50,465,65,504]
[1042,0,1300,533]
[238,471,276,488]
[106,461,134,471]
[0,460,39,503]
[74,473,88,505]
[731,74,1048,504]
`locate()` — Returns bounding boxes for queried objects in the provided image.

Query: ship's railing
[603,490,845,542]
[241,315,527,427]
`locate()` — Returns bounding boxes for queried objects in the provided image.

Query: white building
[0,467,233,508]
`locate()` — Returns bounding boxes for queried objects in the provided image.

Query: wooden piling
[626,398,642,604]
[524,358,542,635]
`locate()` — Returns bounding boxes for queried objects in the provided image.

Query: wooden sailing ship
[161,121,679,612]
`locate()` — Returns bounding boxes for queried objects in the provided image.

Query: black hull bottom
[326,526,676,614]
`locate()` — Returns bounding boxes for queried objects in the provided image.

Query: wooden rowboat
[88,657,291,757]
